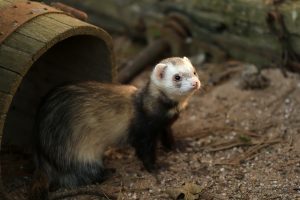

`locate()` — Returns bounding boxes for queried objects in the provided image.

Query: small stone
[235,173,245,180]
[238,64,270,90]
[132,193,137,199]
[285,98,291,104]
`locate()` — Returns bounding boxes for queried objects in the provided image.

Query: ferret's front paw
[162,143,175,152]
[143,162,158,173]
[104,167,116,174]
[101,168,116,181]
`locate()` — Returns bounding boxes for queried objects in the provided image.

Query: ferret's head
[151,57,201,101]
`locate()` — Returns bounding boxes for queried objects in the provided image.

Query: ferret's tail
[29,168,50,200]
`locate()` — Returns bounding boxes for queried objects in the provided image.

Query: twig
[228,138,282,165]
[207,141,253,152]
[240,143,271,161]
[189,126,260,138]
[266,85,297,114]
[276,158,300,170]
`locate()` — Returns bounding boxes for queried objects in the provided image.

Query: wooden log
[57,0,300,72]
[163,0,300,70]
[117,39,170,83]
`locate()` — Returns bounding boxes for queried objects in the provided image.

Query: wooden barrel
[0,0,116,198]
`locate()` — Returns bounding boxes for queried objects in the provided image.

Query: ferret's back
[37,82,137,165]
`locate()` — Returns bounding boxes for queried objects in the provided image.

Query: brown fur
[68,83,137,163]
[31,82,138,199]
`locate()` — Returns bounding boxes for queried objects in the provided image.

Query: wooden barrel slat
[0,92,12,114]
[3,32,45,55]
[16,19,64,43]
[0,114,5,134]
[47,13,95,28]
[0,67,21,94]
[34,14,72,33]
[0,44,32,75]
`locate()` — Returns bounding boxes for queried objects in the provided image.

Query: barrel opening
[1,35,112,189]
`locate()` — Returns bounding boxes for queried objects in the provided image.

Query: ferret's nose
[192,81,200,89]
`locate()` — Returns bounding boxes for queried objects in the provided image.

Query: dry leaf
[166,183,204,200]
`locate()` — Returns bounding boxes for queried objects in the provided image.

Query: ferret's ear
[154,63,167,80]
[183,56,191,63]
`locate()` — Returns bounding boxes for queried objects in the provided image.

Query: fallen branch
[275,158,300,170]
[195,126,260,138]
[207,140,253,152]
[228,138,282,165]
[117,39,170,83]
[205,137,283,166]
[266,85,297,114]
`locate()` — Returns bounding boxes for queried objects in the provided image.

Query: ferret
[30,57,200,199]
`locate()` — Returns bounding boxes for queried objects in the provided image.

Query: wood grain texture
[0,67,21,94]
[3,32,45,56]
[0,44,32,75]
[16,19,62,43]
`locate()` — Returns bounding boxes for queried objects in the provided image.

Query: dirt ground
[2,59,300,200]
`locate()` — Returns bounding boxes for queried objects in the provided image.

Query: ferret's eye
[174,75,181,81]
[194,71,197,75]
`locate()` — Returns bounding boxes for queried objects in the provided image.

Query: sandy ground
[2,61,300,200]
